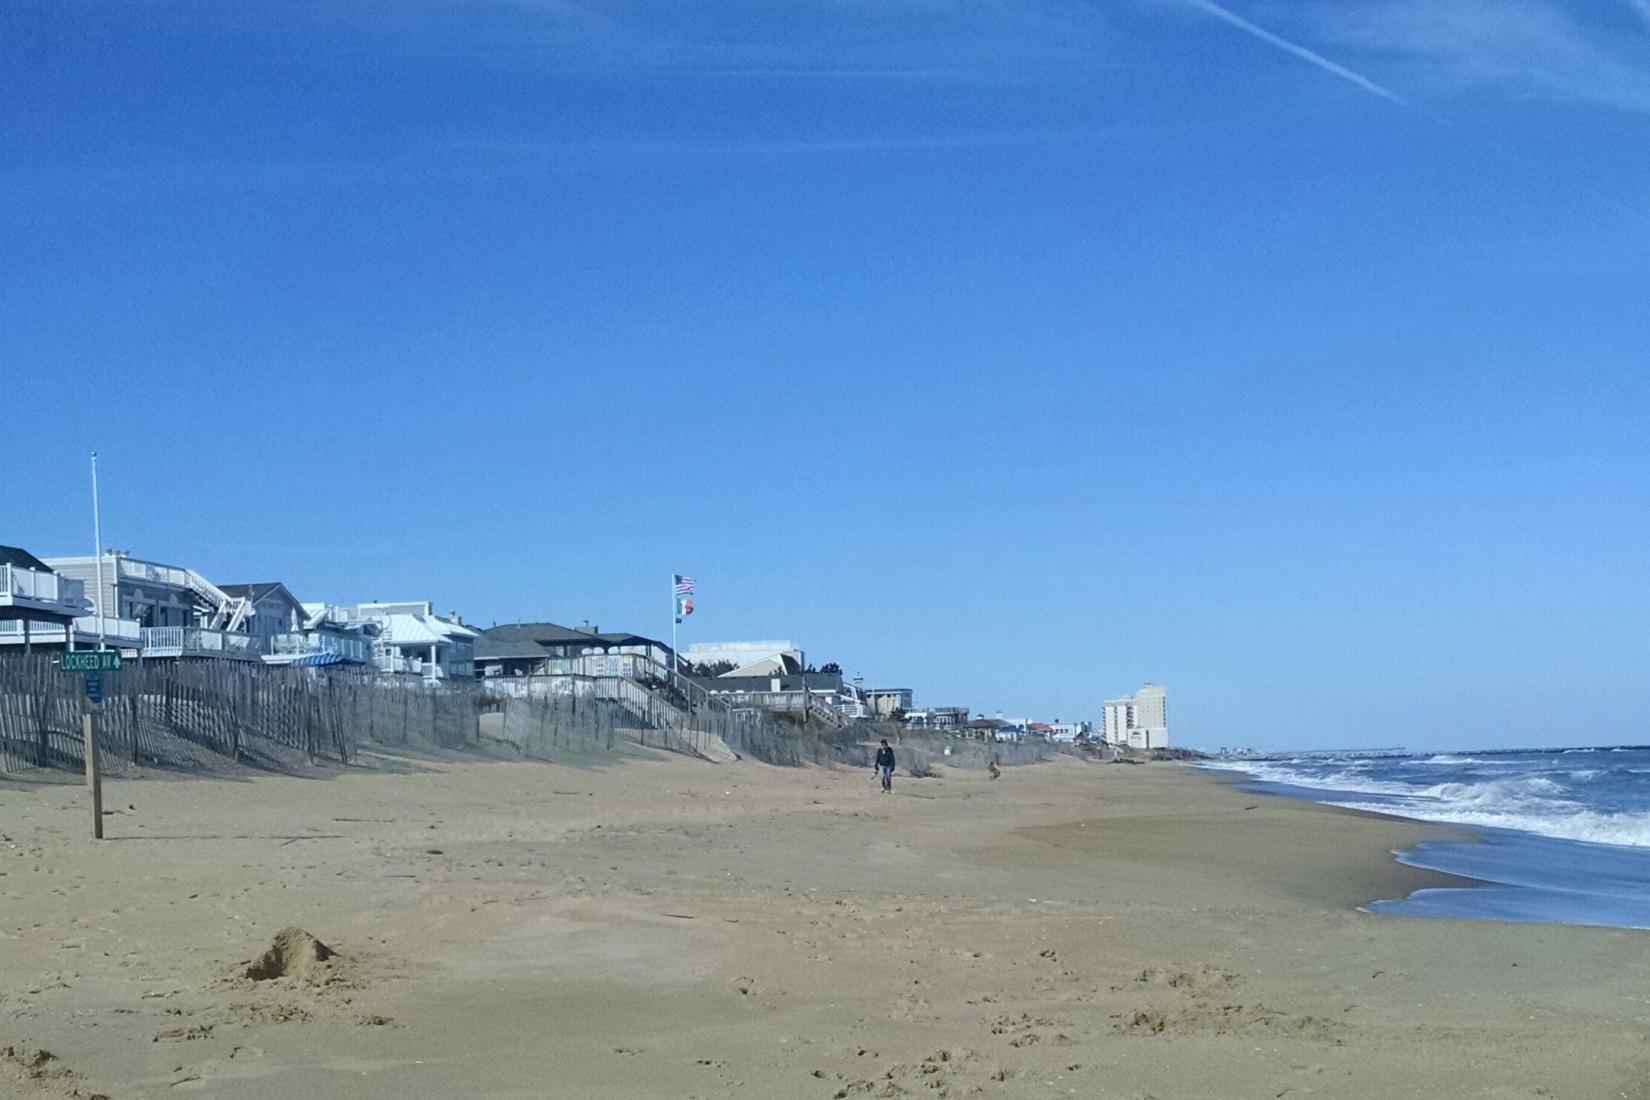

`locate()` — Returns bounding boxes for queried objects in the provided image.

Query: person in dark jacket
[874,740,896,793]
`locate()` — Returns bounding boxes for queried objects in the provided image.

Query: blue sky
[4,0,1648,750]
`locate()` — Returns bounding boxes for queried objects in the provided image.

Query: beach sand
[4,745,1649,1099]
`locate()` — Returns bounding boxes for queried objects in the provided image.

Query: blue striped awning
[291,651,349,666]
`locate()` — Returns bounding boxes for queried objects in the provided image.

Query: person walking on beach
[875,740,896,793]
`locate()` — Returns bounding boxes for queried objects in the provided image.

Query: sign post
[83,711,103,840]
[59,653,119,841]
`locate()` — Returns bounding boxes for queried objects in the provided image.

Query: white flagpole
[91,452,106,651]
[670,574,678,687]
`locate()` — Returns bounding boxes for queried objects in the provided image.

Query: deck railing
[1,565,77,603]
[270,633,373,663]
[141,626,264,657]
[0,615,141,643]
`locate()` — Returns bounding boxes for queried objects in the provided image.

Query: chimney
[446,610,460,624]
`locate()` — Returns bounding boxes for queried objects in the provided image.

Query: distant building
[325,601,477,681]
[864,687,913,718]
[267,603,380,667]
[1103,683,1169,750]
[1048,720,1092,743]
[475,622,672,680]
[904,706,968,729]
[689,669,861,723]
[684,641,803,677]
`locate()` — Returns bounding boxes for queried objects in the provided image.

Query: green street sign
[61,651,123,673]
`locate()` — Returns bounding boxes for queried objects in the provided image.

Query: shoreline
[1188,761,1485,910]
[6,749,1650,1098]
[1176,760,1486,908]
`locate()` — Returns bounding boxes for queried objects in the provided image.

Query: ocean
[1202,747,1650,930]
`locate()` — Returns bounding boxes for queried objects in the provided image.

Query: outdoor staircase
[180,568,253,631]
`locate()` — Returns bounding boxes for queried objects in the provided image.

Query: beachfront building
[219,583,307,652]
[323,601,477,681]
[475,622,673,680]
[0,546,94,653]
[42,552,259,659]
[1104,683,1169,750]
[265,604,380,667]
[689,669,858,725]
[903,706,968,729]
[1047,720,1092,743]
[864,687,913,718]
[684,640,803,677]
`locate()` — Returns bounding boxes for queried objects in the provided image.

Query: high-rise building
[1103,683,1169,750]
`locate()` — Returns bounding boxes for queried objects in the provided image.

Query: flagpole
[91,452,106,651]
[670,574,678,689]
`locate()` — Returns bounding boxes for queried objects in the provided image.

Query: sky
[3,0,1649,751]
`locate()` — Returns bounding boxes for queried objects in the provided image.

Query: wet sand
[4,746,1649,1099]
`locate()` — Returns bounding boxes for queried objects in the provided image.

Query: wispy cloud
[462,124,1147,164]
[1170,0,1416,111]
[1316,1,1650,116]
[323,0,1114,81]
[0,124,1147,206]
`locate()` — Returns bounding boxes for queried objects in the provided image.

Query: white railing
[0,615,141,643]
[115,559,237,621]
[141,626,264,656]
[0,565,90,609]
[270,633,373,663]
[117,558,193,589]
[378,653,426,675]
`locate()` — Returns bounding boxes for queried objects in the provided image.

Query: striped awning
[291,651,350,666]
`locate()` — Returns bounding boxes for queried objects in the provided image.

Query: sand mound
[1,1046,107,1099]
[244,927,338,983]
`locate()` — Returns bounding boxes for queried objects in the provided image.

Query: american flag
[673,574,696,596]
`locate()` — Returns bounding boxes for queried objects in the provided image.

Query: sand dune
[3,747,1648,1098]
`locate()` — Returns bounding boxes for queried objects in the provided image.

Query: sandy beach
[5,745,1650,1099]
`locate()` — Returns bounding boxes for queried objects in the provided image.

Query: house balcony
[0,614,141,649]
[0,565,91,624]
[140,626,264,660]
[266,632,374,666]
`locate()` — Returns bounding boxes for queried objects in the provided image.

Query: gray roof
[482,622,602,646]
[0,546,52,572]
[476,622,672,663]
[219,582,301,606]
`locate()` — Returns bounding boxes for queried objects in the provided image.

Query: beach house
[0,546,94,653]
[864,687,913,718]
[475,622,673,680]
[218,583,307,652]
[684,640,804,677]
[43,552,261,659]
[903,706,969,729]
[688,668,859,725]
[263,603,380,667]
[325,602,477,680]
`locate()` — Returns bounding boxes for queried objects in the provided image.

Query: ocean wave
[1198,762,1416,797]
[1422,776,1565,797]
[1338,801,1650,848]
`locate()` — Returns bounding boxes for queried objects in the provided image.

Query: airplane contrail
[1174,0,1414,111]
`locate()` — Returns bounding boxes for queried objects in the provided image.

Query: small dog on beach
[988,764,1001,780]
